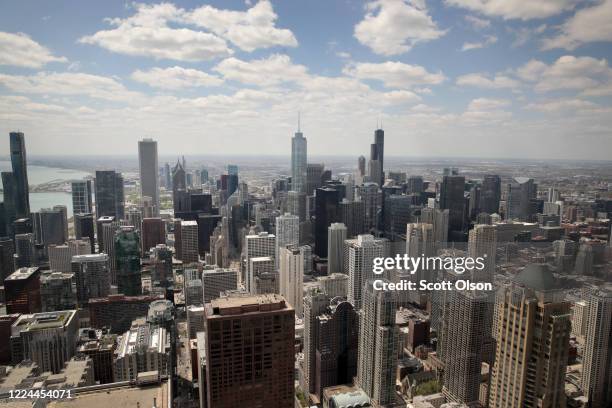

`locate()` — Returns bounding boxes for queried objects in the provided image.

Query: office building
[276,213,299,266]
[48,239,91,272]
[480,175,501,215]
[204,293,295,408]
[347,235,386,309]
[5,266,41,314]
[315,188,340,258]
[489,264,571,408]
[40,271,77,312]
[467,224,497,282]
[77,331,117,384]
[115,320,170,381]
[95,170,125,220]
[142,217,166,253]
[291,119,307,193]
[356,182,380,231]
[0,237,14,281]
[9,132,30,219]
[88,294,164,334]
[32,206,68,247]
[339,199,366,238]
[250,256,277,294]
[356,280,397,407]
[245,231,276,293]
[184,265,203,306]
[14,232,35,268]
[138,138,160,216]
[72,254,111,305]
[506,177,537,222]
[439,174,466,236]
[172,161,188,213]
[279,245,304,317]
[74,213,95,252]
[72,180,93,215]
[317,273,348,298]
[179,220,199,263]
[115,226,141,296]
[581,289,612,408]
[307,163,324,196]
[10,310,78,373]
[327,223,347,274]
[287,190,307,221]
[201,266,239,303]
[358,155,366,177]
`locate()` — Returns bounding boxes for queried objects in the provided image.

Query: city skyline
[1,0,612,159]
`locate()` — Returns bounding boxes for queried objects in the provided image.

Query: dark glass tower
[10,132,30,219]
[1,172,16,236]
[374,128,384,186]
[314,187,340,258]
[440,175,466,237]
[115,227,141,296]
[94,170,125,220]
[480,174,501,215]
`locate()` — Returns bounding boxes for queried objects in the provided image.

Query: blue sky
[1,0,611,159]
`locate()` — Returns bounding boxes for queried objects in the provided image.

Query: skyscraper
[468,224,497,282]
[356,279,397,407]
[0,237,15,281]
[48,239,91,272]
[179,220,199,264]
[479,174,501,215]
[347,235,386,309]
[275,213,299,266]
[489,264,570,408]
[245,232,276,293]
[94,170,124,220]
[32,206,68,247]
[201,266,239,303]
[327,223,347,274]
[9,132,30,219]
[114,226,141,296]
[581,289,612,408]
[291,118,307,193]
[172,160,188,213]
[141,217,166,253]
[1,172,17,235]
[314,187,340,258]
[439,174,466,237]
[72,254,111,305]
[40,271,77,312]
[356,182,380,231]
[279,245,304,316]
[204,293,295,408]
[74,213,95,253]
[5,267,41,314]
[72,180,93,215]
[138,138,160,216]
[506,177,537,221]
[357,155,366,177]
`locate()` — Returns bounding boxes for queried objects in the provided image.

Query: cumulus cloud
[0,31,67,68]
[456,73,520,89]
[79,1,296,61]
[343,61,446,88]
[354,0,446,56]
[445,0,579,20]
[542,0,612,50]
[131,66,223,89]
[214,54,308,86]
[461,35,497,51]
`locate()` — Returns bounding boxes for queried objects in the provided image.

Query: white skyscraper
[245,232,276,293]
[138,138,160,216]
[279,245,304,317]
[347,234,386,309]
[291,117,307,194]
[275,213,299,267]
[327,223,347,274]
[468,224,497,282]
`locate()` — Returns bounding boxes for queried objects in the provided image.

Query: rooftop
[47,382,169,408]
[207,293,290,317]
[5,267,39,281]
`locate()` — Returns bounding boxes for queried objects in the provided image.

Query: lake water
[0,161,91,217]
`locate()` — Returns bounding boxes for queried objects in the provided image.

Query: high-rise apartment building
[581,289,612,408]
[489,264,571,407]
[95,170,125,220]
[327,223,347,274]
[279,245,304,317]
[72,180,93,215]
[245,231,276,293]
[138,138,160,216]
[356,280,397,407]
[347,235,386,309]
[275,213,299,266]
[204,293,295,408]
[468,224,497,282]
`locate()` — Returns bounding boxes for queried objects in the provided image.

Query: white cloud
[456,73,520,89]
[184,0,297,52]
[468,97,511,110]
[445,0,579,20]
[0,31,67,68]
[464,15,490,29]
[343,61,446,88]
[79,1,296,61]
[461,35,497,51]
[131,66,223,90]
[526,99,599,112]
[516,55,612,94]
[214,54,308,86]
[382,90,421,104]
[354,0,446,56]
[542,0,612,50]
[0,72,142,102]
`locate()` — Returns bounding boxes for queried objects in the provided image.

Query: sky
[0,0,611,160]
